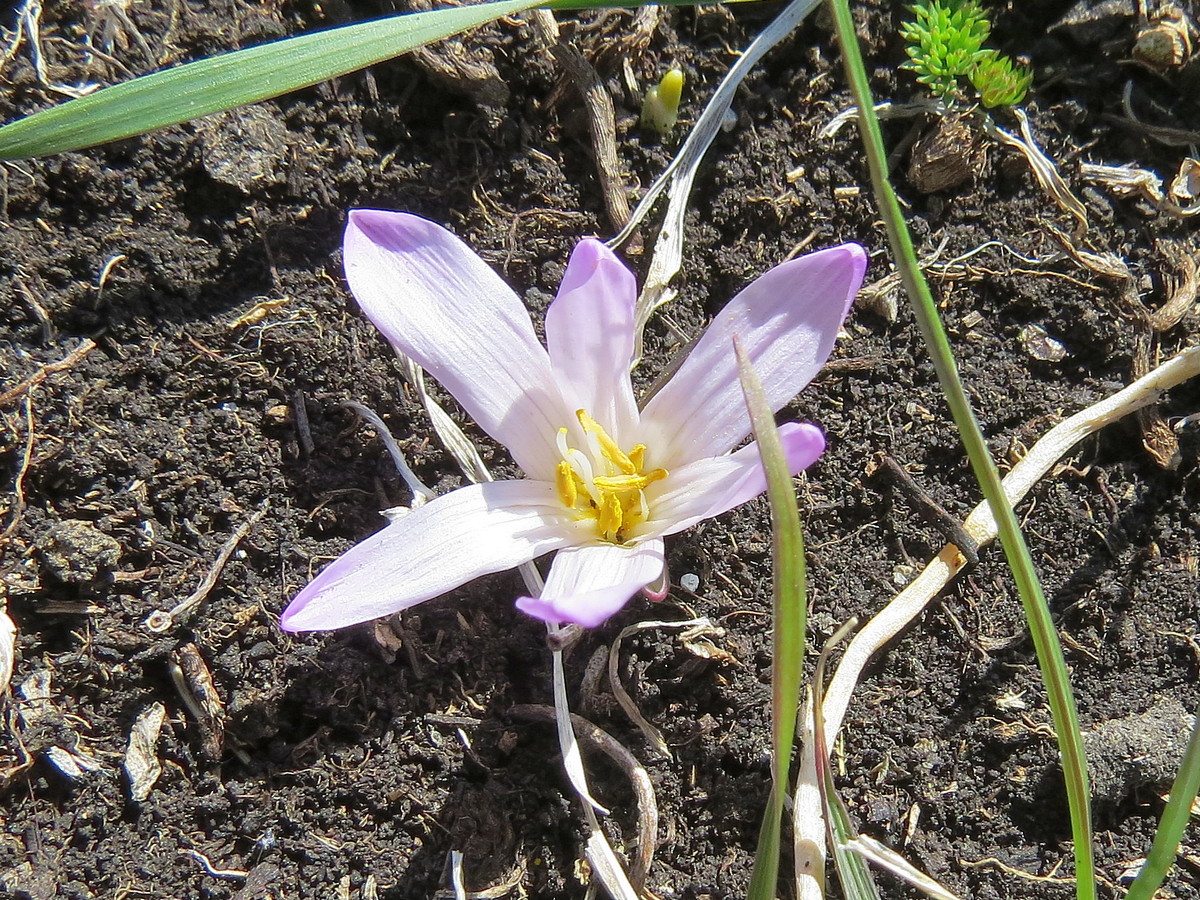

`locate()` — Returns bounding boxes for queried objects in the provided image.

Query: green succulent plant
[969,48,1034,108]
[899,0,1032,107]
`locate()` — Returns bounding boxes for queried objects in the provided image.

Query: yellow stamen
[593,468,668,492]
[555,461,578,508]
[628,444,646,471]
[598,492,623,540]
[555,408,668,544]
[576,409,637,474]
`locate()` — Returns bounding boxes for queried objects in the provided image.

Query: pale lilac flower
[281,211,866,631]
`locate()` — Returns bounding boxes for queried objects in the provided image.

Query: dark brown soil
[1,1,1198,898]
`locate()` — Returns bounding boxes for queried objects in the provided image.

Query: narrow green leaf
[0,0,740,160]
[1124,698,1200,900]
[737,339,809,900]
[824,2,1096,898]
[813,624,880,900]
[826,785,881,900]
[0,0,542,159]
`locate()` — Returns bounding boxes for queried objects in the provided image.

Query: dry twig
[0,338,96,406]
[528,10,630,233]
[144,506,266,632]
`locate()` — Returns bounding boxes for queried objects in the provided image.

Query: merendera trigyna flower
[281,211,866,631]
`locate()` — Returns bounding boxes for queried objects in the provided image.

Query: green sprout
[640,67,685,135]
[899,0,1032,108]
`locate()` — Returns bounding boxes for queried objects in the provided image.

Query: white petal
[344,210,569,477]
[515,539,665,628]
[639,244,866,466]
[634,422,826,539]
[545,239,639,438]
[282,480,585,631]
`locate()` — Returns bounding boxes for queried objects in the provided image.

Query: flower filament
[555,410,667,543]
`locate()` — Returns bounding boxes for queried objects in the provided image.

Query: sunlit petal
[634,422,826,539]
[545,239,639,439]
[515,539,665,627]
[345,210,568,477]
[282,480,584,631]
[639,244,865,466]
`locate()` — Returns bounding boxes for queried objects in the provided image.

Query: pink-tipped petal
[545,239,639,438]
[639,244,866,466]
[515,539,665,628]
[281,481,583,632]
[344,211,568,478]
[635,422,826,539]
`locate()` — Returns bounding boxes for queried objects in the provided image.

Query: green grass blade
[0,0,741,160]
[1124,698,1200,900]
[0,0,543,159]
[825,779,880,900]
[736,339,809,900]
[748,784,784,900]
[813,626,880,900]
[823,2,1096,898]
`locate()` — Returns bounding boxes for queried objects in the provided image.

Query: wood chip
[123,702,167,802]
[0,604,14,698]
[171,643,225,759]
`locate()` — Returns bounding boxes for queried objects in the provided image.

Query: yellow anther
[556,409,669,543]
[598,492,623,540]
[628,444,646,471]
[576,410,636,474]
[555,461,578,508]
[593,468,668,493]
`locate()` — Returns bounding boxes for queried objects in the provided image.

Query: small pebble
[680,573,700,592]
[40,520,122,582]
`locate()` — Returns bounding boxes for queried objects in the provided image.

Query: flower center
[554,409,668,544]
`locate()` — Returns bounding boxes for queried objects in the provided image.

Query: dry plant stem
[1149,244,1198,332]
[183,848,248,880]
[292,389,315,456]
[450,850,467,900]
[394,350,492,484]
[390,349,635,896]
[611,0,823,365]
[984,109,1088,230]
[822,103,1089,231]
[341,400,435,507]
[527,10,629,233]
[509,704,658,890]
[607,616,717,758]
[796,619,860,900]
[169,643,225,760]
[820,343,1200,743]
[445,853,527,900]
[844,836,962,900]
[0,337,96,405]
[144,506,267,632]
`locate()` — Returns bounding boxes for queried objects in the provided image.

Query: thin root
[508,703,658,890]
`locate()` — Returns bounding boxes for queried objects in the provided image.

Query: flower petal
[639,244,866,466]
[545,239,639,438]
[344,210,568,478]
[634,422,825,539]
[515,539,665,628]
[281,480,584,632]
